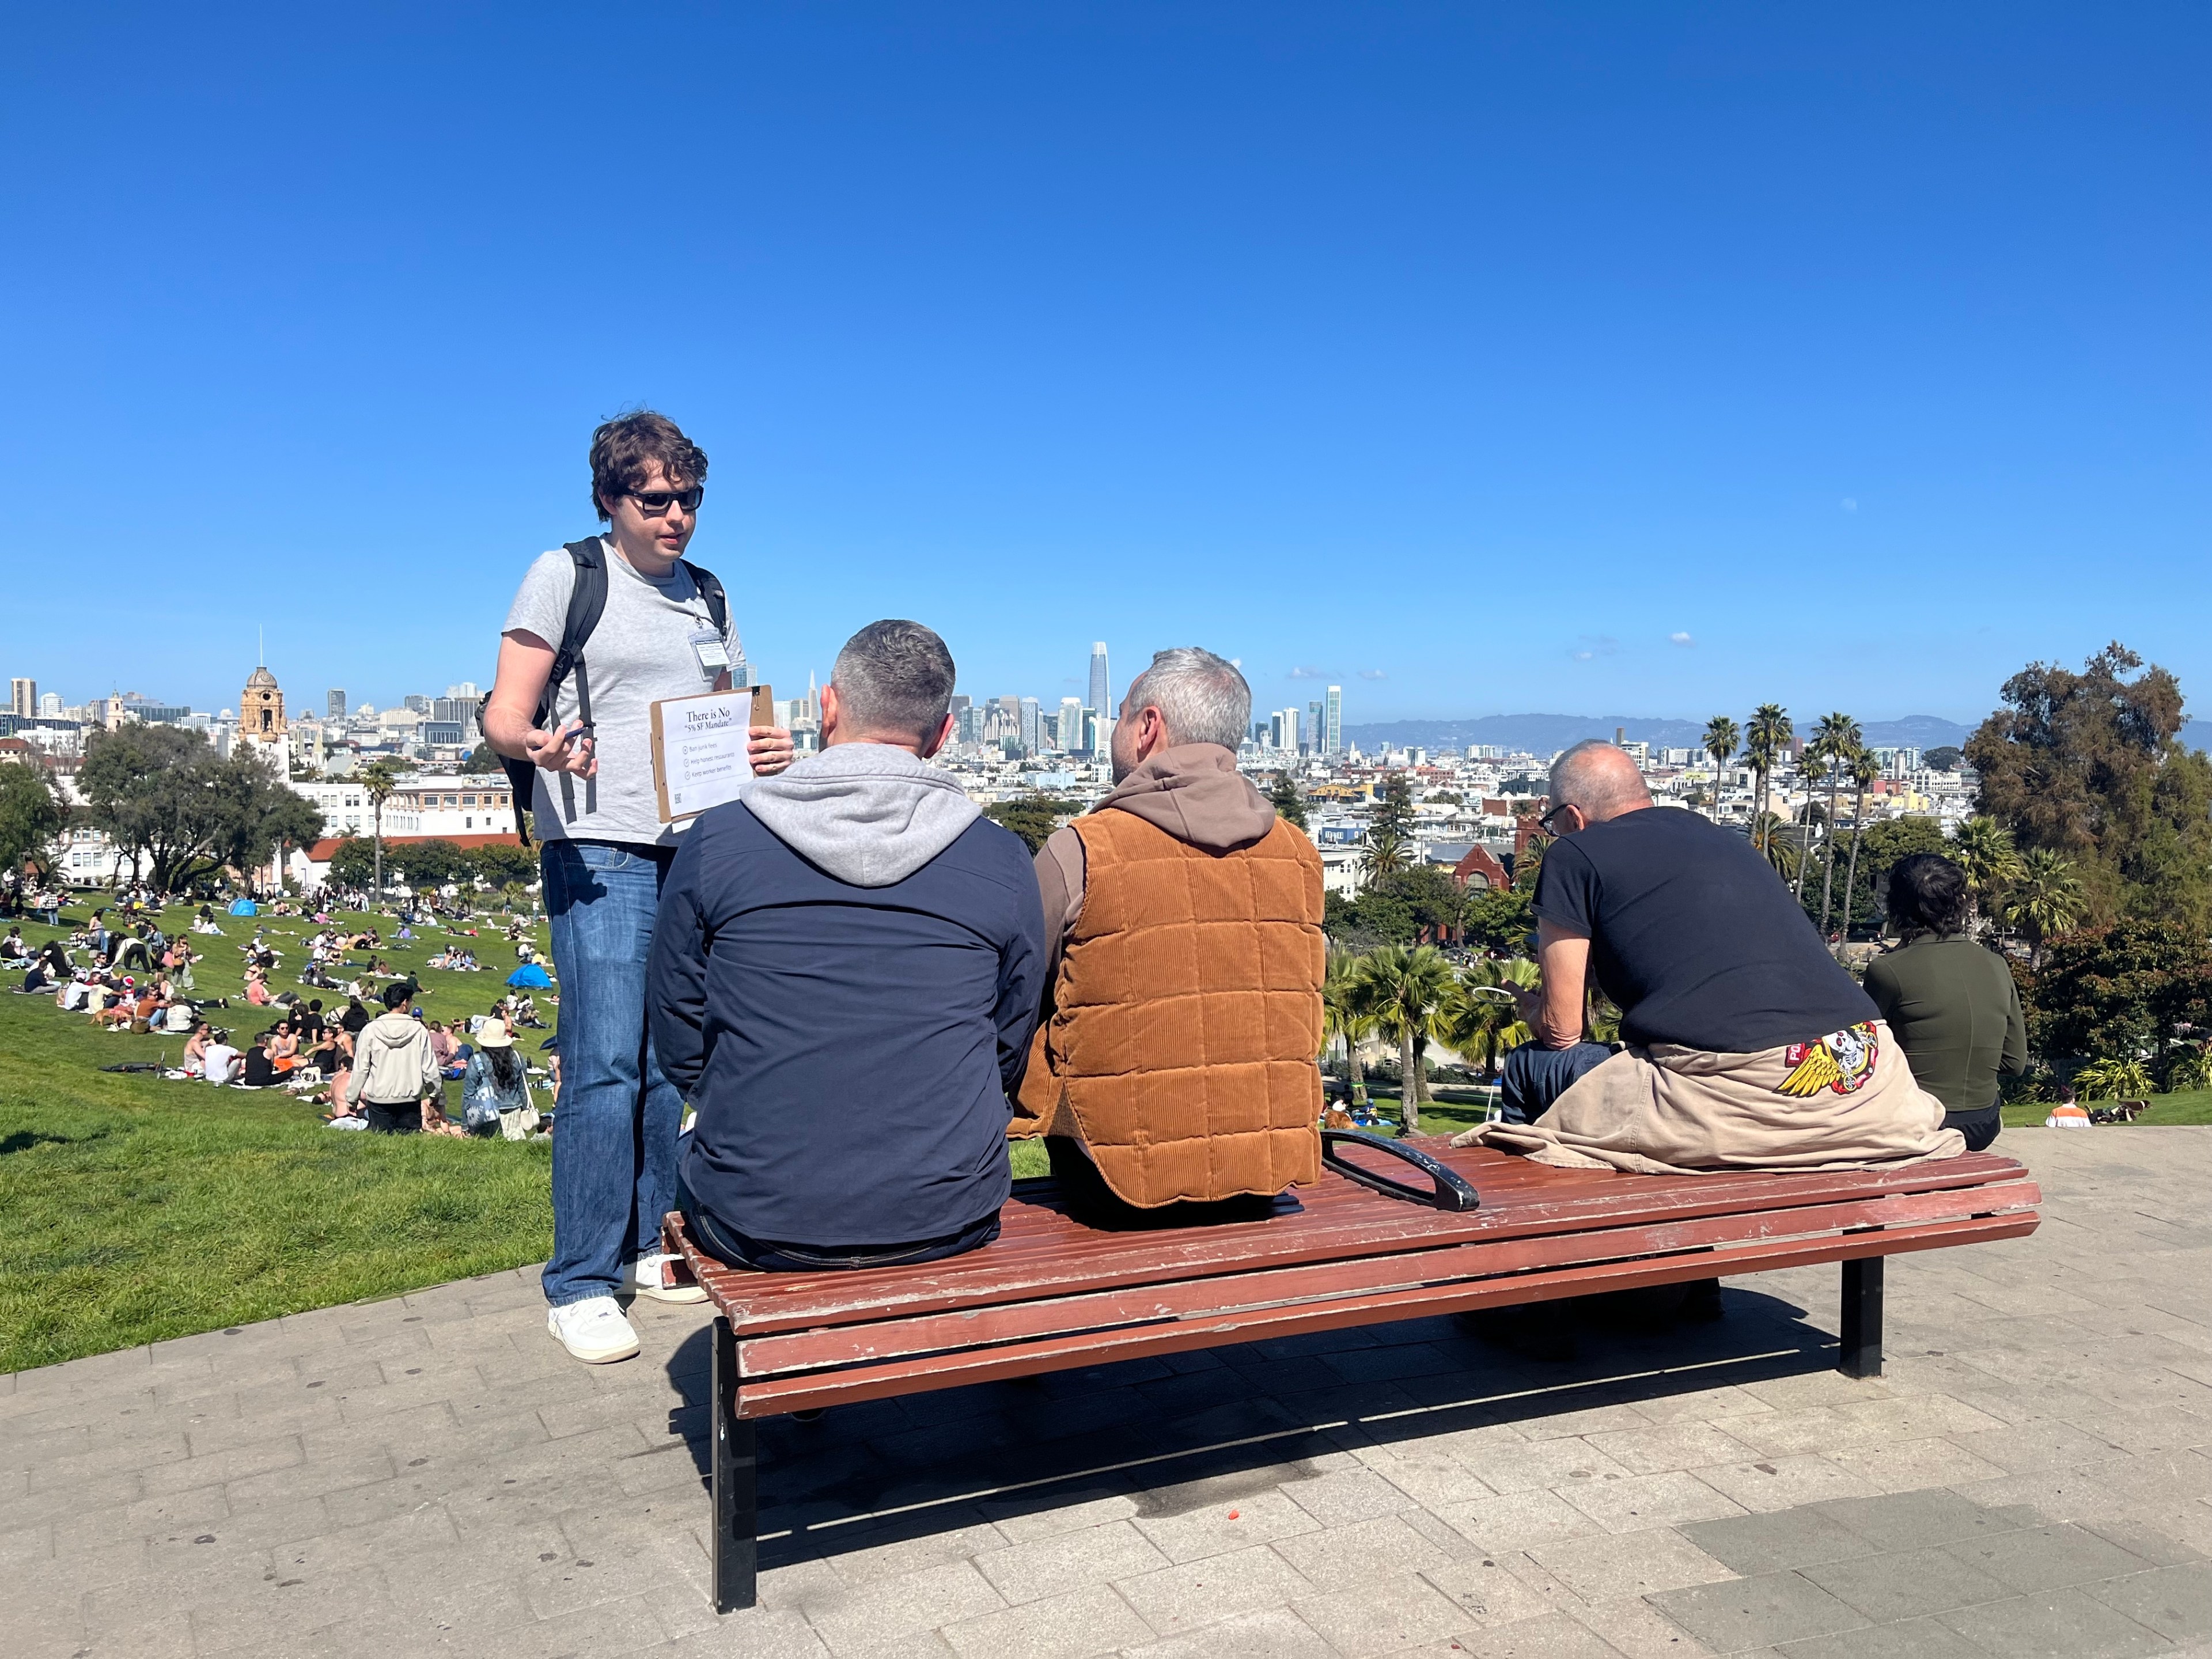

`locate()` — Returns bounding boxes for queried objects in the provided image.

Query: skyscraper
[1088,643,1109,717]
[1271,709,1301,752]
[1059,696,1085,754]
[1325,686,1342,754]
[327,689,346,721]
[1308,700,1324,755]
[9,678,35,718]
[1019,696,1041,757]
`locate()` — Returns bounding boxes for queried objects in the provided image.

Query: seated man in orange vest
[1012,647,1326,1228]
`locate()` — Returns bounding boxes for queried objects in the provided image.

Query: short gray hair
[831,619,957,744]
[1123,647,1250,749]
[1548,738,1653,817]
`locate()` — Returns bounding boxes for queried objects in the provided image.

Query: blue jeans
[540,840,681,1308]
[1500,1041,1615,1123]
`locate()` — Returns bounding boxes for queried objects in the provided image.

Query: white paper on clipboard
[649,687,772,821]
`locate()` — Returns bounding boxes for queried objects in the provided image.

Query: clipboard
[649,685,775,823]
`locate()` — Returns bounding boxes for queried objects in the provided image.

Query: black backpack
[484,538,730,846]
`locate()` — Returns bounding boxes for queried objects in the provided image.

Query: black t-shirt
[242,1047,277,1088]
[1533,806,1877,1052]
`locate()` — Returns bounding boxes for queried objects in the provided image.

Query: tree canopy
[1268,771,1309,831]
[2023,919,2212,1076]
[1966,643,2212,930]
[1923,745,1963,772]
[78,726,321,892]
[983,795,1079,853]
[0,760,67,877]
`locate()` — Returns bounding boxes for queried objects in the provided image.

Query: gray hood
[744,743,982,887]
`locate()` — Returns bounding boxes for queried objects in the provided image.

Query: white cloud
[1358,669,1387,681]
[1670,631,1695,647]
[1286,665,1326,680]
[1841,497,1858,512]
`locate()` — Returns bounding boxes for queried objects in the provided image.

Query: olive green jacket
[1863,935,2026,1113]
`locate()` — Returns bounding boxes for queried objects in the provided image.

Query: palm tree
[1752,814,1800,880]
[2006,848,2085,965]
[1350,944,1453,1135]
[1363,824,1410,883]
[1436,958,1537,1080]
[1952,816,2025,929]
[1792,750,1830,906]
[1322,952,1377,1108]
[358,757,407,902]
[1740,704,1792,857]
[1805,714,1860,928]
[1836,745,1879,945]
[1701,716,1739,823]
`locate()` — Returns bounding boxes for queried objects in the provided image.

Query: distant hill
[1342,713,1976,756]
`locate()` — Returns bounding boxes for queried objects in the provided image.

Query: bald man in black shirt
[1469,740,1960,1175]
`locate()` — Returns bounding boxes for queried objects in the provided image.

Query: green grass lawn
[0,901,559,1372]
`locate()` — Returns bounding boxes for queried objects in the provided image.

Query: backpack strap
[543,538,609,722]
[488,537,609,849]
[681,560,730,653]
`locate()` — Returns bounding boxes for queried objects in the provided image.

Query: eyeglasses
[627,486,704,517]
[1536,803,1580,835]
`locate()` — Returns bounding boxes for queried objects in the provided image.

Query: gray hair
[1123,647,1251,749]
[831,619,957,744]
[1548,738,1653,818]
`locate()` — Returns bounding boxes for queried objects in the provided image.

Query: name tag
[690,629,730,680]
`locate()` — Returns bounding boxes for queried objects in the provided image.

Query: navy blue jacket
[649,802,1047,1247]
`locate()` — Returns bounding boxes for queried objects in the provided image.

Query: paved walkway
[7,1129,2212,1659]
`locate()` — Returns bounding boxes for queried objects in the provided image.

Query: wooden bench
[664,1134,2040,1612]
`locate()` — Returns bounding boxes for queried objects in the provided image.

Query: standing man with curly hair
[484,411,795,1364]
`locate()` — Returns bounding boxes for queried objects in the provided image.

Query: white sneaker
[547,1296,641,1363]
[625,1252,708,1305]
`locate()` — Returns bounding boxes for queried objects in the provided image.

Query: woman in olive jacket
[1863,854,2026,1153]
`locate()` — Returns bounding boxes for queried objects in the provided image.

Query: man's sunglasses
[627,486,704,516]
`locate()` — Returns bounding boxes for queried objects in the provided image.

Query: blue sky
[3,3,2205,729]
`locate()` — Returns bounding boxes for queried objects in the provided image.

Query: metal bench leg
[1839,1255,1884,1378]
[712,1315,757,1613]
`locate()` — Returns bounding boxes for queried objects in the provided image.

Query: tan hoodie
[345,1009,441,1107]
[1035,744,1279,976]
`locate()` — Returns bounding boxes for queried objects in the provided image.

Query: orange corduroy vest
[1013,808,1326,1206]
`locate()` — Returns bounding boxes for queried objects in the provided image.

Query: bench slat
[728,1211,2036,1416]
[677,1150,2036,1336]
[735,1177,2041,1378]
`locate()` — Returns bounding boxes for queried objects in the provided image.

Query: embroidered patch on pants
[1777,1022,1880,1097]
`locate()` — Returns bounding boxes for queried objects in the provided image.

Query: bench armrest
[1321,1130,1481,1212]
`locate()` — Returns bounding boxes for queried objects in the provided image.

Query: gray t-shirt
[502,538,744,847]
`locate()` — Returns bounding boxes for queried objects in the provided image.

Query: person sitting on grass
[343,983,441,1134]
[181,1021,214,1077]
[0,926,26,964]
[203,1029,243,1085]
[461,1029,536,1137]
[241,1032,279,1088]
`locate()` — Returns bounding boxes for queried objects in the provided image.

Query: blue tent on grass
[228,899,257,916]
[506,963,552,988]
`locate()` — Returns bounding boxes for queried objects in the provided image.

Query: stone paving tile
[969,1520,1169,1605]
[1555,1469,1747,1533]
[2081,1562,2212,1645]
[1938,1521,2159,1593]
[1290,1567,1479,1657]
[1648,1570,1868,1652]
[1272,1513,1456,1590]
[1772,1615,1987,1658]
[1111,1541,1317,1633]
[1933,1585,2172,1658]
[1527,1527,1737,1601]
[938,1583,1152,1659]
[1797,1544,2014,1623]
[1118,1604,1339,1658]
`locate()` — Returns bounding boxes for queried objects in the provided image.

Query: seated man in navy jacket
[648,619,1047,1272]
